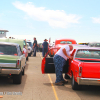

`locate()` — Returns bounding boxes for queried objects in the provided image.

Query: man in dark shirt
[33,37,37,56]
[42,39,49,57]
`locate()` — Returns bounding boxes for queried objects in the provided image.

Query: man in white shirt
[53,44,73,86]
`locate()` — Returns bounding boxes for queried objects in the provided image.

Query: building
[0,30,9,38]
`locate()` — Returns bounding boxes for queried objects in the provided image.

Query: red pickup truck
[41,44,100,90]
[49,38,77,57]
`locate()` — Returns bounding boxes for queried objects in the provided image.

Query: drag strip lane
[39,53,59,100]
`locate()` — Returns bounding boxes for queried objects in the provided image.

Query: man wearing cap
[53,44,73,86]
[42,39,49,57]
[33,37,37,57]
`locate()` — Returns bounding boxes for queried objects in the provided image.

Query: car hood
[0,55,20,63]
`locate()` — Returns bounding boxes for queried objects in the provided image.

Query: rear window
[75,49,100,59]
[0,45,17,55]
[60,41,72,44]
[27,42,32,46]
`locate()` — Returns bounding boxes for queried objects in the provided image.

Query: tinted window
[0,45,17,55]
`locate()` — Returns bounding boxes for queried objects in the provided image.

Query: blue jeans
[43,48,48,57]
[53,55,66,83]
[33,47,37,56]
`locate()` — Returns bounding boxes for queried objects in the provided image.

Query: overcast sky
[0,0,100,43]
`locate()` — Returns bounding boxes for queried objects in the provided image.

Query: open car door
[41,51,69,74]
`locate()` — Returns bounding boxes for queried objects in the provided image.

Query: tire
[26,56,28,61]
[72,73,82,90]
[65,74,70,79]
[13,72,22,84]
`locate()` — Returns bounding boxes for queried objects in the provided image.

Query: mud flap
[41,57,69,74]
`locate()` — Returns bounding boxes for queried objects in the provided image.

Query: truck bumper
[77,77,100,85]
[0,69,21,75]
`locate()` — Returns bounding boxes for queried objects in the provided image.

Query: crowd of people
[32,37,49,57]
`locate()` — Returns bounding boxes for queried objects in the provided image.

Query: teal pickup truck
[0,41,26,84]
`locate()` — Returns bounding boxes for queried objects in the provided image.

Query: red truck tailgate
[82,62,100,78]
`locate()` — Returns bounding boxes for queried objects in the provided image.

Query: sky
[0,0,100,43]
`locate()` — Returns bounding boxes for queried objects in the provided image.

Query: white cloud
[12,1,82,28]
[91,17,100,23]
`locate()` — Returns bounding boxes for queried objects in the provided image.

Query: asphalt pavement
[0,52,100,100]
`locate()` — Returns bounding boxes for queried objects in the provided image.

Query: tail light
[79,67,82,76]
[17,60,20,65]
[16,60,20,68]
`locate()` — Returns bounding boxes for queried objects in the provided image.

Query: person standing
[53,44,73,86]
[37,44,39,52]
[33,37,37,57]
[42,39,49,57]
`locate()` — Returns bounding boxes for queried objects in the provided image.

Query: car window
[0,44,17,55]
[89,43,100,47]
[60,41,72,44]
[95,43,100,47]
[27,42,32,47]
[75,49,100,59]
[18,45,22,55]
[23,40,26,46]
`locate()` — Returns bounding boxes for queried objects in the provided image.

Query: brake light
[79,67,82,76]
[17,60,20,65]
[16,60,20,68]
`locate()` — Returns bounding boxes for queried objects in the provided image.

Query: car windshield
[0,44,17,55]
[75,49,100,59]
[60,41,72,44]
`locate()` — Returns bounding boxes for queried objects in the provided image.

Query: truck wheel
[13,72,22,84]
[65,74,70,79]
[72,73,81,90]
